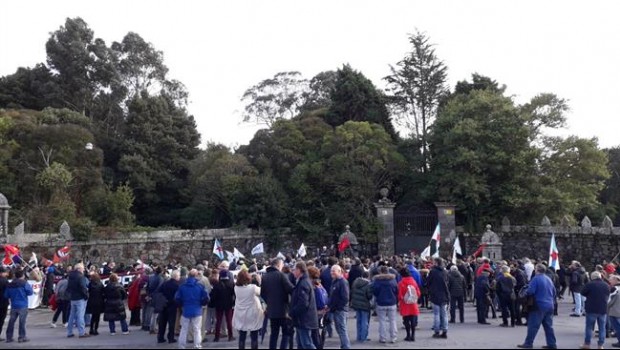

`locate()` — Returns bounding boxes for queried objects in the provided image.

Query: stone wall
[23,228,278,266]
[459,216,619,270]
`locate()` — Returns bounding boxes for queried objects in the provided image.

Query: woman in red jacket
[398,268,421,342]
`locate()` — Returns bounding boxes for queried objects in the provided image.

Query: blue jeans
[609,316,620,343]
[295,327,316,349]
[6,308,28,341]
[109,319,129,333]
[355,309,370,342]
[574,293,585,315]
[432,303,448,333]
[332,310,351,349]
[67,299,87,336]
[524,309,557,348]
[585,313,607,346]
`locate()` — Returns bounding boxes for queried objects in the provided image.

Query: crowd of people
[2,252,620,349]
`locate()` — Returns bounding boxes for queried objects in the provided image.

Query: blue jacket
[4,278,33,310]
[474,274,490,300]
[320,266,333,296]
[526,273,556,312]
[582,279,611,315]
[67,270,89,301]
[175,277,209,318]
[427,266,450,305]
[328,277,349,312]
[407,263,422,287]
[371,273,398,306]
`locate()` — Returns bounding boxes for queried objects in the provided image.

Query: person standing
[398,268,420,342]
[145,267,164,334]
[67,263,90,338]
[0,267,10,341]
[103,273,129,335]
[607,275,620,348]
[51,273,70,328]
[428,258,450,338]
[127,270,144,327]
[290,261,318,349]
[448,265,466,324]
[571,261,588,317]
[158,270,180,344]
[176,269,209,349]
[86,273,105,335]
[350,271,372,343]
[372,265,399,344]
[580,271,610,350]
[517,264,557,349]
[212,269,235,342]
[232,270,264,350]
[3,269,33,343]
[475,269,491,325]
[261,258,294,350]
[497,265,517,327]
[327,265,351,349]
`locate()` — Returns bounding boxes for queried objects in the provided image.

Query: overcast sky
[1,0,619,149]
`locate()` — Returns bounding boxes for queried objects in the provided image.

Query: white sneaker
[122,331,130,335]
[63,323,68,328]
[110,332,116,336]
[50,323,57,328]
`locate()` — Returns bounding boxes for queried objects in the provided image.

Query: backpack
[404,285,418,305]
[315,285,329,310]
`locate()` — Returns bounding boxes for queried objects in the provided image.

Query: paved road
[0,299,607,349]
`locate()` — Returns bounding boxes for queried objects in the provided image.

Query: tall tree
[385,31,448,171]
[327,65,397,138]
[0,64,62,110]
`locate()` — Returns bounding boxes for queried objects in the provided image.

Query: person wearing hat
[0,266,10,341]
[212,269,236,342]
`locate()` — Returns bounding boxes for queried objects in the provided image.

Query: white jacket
[232,284,265,331]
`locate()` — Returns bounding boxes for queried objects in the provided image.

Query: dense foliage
[0,19,617,245]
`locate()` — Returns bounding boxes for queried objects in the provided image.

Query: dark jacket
[474,274,491,300]
[371,273,398,307]
[448,270,466,298]
[512,268,527,292]
[496,273,517,298]
[328,277,349,312]
[4,278,33,309]
[160,278,180,310]
[86,280,105,314]
[211,278,235,311]
[103,282,127,322]
[260,267,294,319]
[0,276,9,308]
[582,279,611,315]
[350,277,372,311]
[320,266,334,296]
[147,273,163,296]
[427,266,450,305]
[570,268,587,293]
[67,270,89,301]
[175,277,209,318]
[347,264,364,289]
[290,274,318,330]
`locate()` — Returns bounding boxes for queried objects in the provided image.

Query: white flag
[421,246,431,259]
[233,248,245,259]
[29,252,38,267]
[251,243,264,256]
[452,237,462,265]
[298,243,307,258]
[225,250,235,262]
[277,252,286,260]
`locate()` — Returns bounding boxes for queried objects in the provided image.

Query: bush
[72,218,96,241]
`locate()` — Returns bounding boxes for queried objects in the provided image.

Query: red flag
[472,244,487,258]
[4,244,19,256]
[53,245,71,263]
[41,256,53,267]
[338,237,351,253]
[2,254,12,265]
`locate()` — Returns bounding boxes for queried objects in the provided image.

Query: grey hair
[535,264,547,274]
[591,271,602,280]
[501,266,510,273]
[450,266,458,272]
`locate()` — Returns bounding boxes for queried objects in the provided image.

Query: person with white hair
[580,271,611,349]
[327,265,351,349]
[157,270,180,344]
[606,274,620,348]
[523,258,535,282]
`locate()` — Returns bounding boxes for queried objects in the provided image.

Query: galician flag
[213,239,224,260]
[549,233,560,271]
[452,236,463,265]
[298,243,307,258]
[251,243,264,256]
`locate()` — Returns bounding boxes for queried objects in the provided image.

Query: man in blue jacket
[518,264,557,349]
[371,265,398,343]
[580,271,611,349]
[66,263,89,339]
[290,261,318,349]
[175,269,209,349]
[4,269,33,343]
[327,265,351,349]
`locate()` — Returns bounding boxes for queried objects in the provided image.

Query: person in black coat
[157,270,180,344]
[86,274,105,335]
[103,274,129,335]
[290,261,318,349]
[212,270,235,342]
[475,271,491,325]
[260,258,294,350]
[427,258,450,338]
[347,259,364,295]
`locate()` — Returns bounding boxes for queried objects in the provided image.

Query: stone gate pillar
[435,202,456,258]
[375,188,396,258]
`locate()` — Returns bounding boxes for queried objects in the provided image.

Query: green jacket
[350,277,372,311]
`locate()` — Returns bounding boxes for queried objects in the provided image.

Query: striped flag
[430,223,441,258]
[452,237,463,265]
[549,233,560,271]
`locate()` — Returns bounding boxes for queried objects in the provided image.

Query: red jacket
[127,275,144,311]
[398,277,420,317]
